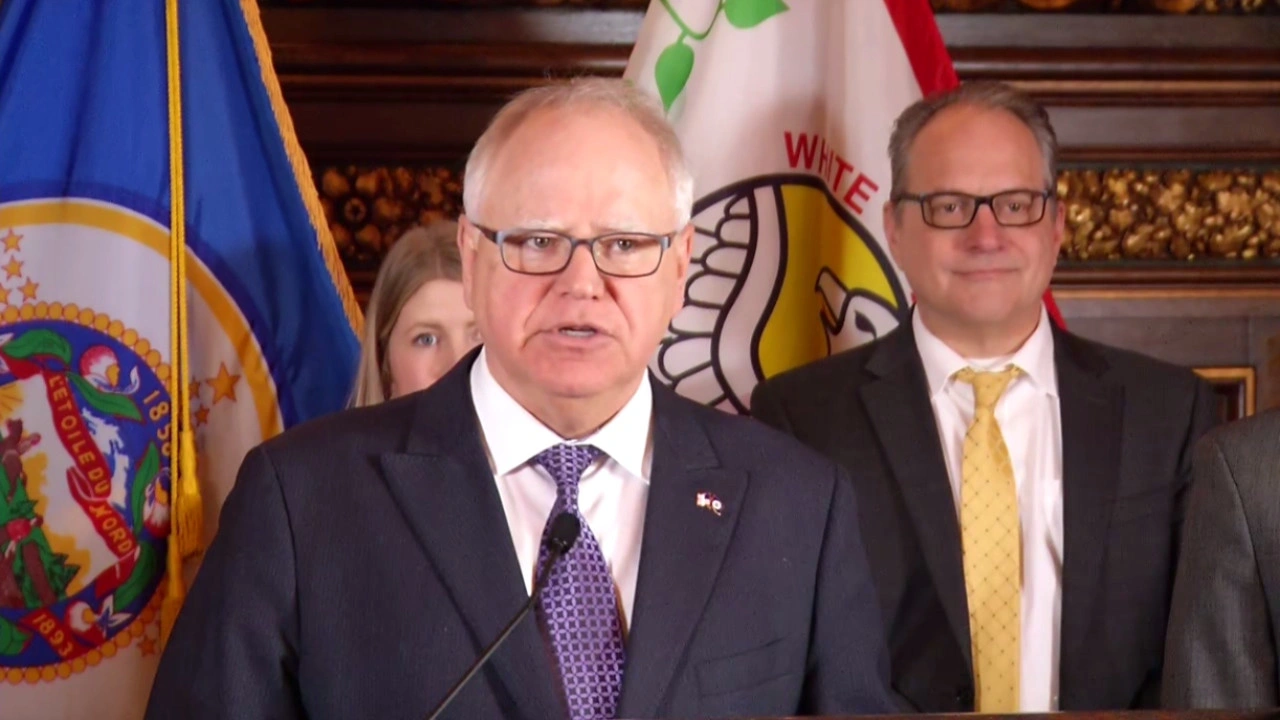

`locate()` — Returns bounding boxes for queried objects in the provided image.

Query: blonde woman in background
[351,220,481,406]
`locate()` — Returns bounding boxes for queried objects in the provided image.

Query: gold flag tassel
[161,0,205,647]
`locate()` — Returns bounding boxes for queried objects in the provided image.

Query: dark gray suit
[145,352,896,719]
[750,319,1217,712]
[1163,408,1280,709]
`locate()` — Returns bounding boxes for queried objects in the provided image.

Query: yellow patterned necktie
[954,366,1022,713]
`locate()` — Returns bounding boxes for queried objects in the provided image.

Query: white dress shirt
[913,308,1064,712]
[469,348,652,631]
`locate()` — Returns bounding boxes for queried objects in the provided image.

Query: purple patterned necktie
[533,443,626,720]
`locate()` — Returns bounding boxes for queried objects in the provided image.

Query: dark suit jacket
[1163,409,1280,709]
[750,319,1217,712]
[145,353,897,720]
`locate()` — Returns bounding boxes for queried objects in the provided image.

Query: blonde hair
[463,77,695,226]
[350,221,463,407]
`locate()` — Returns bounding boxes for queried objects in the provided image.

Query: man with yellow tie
[751,81,1217,713]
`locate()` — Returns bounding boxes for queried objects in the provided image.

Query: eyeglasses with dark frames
[892,189,1054,229]
[471,223,675,278]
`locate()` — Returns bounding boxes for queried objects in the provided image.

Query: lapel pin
[695,491,723,517]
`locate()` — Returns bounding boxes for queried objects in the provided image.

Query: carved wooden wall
[261,0,1280,412]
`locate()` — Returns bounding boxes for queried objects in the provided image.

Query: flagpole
[163,0,204,646]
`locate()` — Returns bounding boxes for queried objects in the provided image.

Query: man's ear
[883,201,904,269]
[1049,196,1066,258]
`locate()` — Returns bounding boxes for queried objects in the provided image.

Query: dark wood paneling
[1054,264,1280,286]
[1054,289,1280,411]
[1054,107,1280,160]
[932,0,1280,12]
[291,100,492,163]
[266,9,1280,164]
[937,14,1280,49]
[264,7,645,44]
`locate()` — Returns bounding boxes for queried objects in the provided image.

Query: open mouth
[557,325,600,339]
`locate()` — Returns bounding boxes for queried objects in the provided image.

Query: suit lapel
[1054,330,1124,703]
[860,322,973,669]
[377,359,564,720]
[618,382,747,719]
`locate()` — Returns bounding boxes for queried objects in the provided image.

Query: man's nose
[961,205,1004,251]
[557,243,605,297]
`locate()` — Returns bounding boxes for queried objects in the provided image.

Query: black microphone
[424,512,581,720]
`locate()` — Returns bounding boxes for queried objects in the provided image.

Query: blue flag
[0,1,360,717]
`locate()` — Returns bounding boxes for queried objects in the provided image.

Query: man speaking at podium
[145,78,897,720]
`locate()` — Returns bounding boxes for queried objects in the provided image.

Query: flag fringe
[239,0,364,337]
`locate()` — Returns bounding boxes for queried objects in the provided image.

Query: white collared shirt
[913,308,1064,712]
[469,348,652,630]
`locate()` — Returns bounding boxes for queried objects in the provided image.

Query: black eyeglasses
[893,189,1054,229]
[472,223,675,278]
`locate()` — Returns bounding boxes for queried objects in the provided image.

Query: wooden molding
[264,9,1280,162]
[932,0,1279,13]
[1194,365,1258,420]
[1053,264,1280,286]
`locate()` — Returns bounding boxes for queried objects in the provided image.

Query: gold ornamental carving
[319,166,462,270]
[1059,169,1280,261]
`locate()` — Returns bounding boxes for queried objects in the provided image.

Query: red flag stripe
[881,0,959,96]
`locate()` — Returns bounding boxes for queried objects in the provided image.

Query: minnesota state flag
[0,1,361,717]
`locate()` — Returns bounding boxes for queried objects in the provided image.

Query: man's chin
[536,372,622,401]
[953,305,1042,334]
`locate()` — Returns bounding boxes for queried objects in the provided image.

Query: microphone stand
[423,513,580,720]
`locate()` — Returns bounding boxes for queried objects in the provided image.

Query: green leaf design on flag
[68,373,143,422]
[2,329,71,365]
[131,444,160,534]
[114,543,157,612]
[0,616,29,657]
[723,0,788,29]
[15,530,80,607]
[655,40,695,111]
[44,548,78,599]
[9,498,35,519]
[652,0,789,111]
